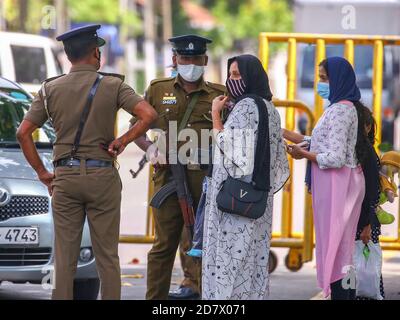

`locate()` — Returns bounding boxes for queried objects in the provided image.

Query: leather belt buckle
[68,158,75,168]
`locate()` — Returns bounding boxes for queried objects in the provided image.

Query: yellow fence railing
[259,32,400,256]
[120,33,400,274]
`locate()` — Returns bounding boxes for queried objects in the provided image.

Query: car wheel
[73,278,100,300]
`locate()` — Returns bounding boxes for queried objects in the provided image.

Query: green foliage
[4,0,142,35]
[67,0,120,24]
[135,70,145,95]
[26,0,51,33]
[378,142,393,153]
[67,0,142,36]
[3,0,19,30]
[171,0,197,36]
[4,0,51,33]
[206,0,293,54]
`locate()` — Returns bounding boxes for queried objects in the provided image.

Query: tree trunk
[19,0,28,32]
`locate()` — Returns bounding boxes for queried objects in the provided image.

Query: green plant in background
[135,70,145,95]
[4,0,50,33]
[378,142,393,153]
[3,0,20,30]
[169,0,292,83]
[67,0,121,24]
[172,0,198,36]
[67,0,142,37]
[203,0,293,55]
[3,0,142,37]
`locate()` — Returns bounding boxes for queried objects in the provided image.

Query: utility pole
[144,0,156,86]
[162,0,173,76]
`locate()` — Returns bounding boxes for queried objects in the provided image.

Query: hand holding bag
[354,240,383,300]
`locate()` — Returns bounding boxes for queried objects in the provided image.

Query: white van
[0,31,63,93]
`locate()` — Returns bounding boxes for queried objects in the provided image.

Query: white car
[0,32,63,94]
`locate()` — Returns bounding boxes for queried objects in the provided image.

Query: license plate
[0,227,39,245]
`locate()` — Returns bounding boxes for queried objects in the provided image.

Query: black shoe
[168,286,200,300]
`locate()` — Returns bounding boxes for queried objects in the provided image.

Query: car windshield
[0,84,55,148]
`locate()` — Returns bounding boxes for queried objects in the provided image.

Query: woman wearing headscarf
[202,54,289,300]
[283,56,367,299]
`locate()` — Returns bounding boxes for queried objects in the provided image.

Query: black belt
[54,158,113,168]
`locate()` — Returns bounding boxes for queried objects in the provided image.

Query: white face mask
[177,64,204,82]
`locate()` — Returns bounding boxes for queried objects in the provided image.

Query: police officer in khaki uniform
[16,25,157,300]
[164,48,201,299]
[132,35,226,300]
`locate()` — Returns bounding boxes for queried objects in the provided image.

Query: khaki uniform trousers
[179,228,200,291]
[146,169,204,300]
[51,164,122,300]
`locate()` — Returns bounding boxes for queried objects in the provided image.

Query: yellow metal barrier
[259,32,400,136]
[272,99,315,271]
[120,99,316,273]
[120,32,400,273]
[119,162,155,244]
[259,32,400,260]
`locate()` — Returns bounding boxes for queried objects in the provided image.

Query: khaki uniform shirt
[24,64,143,162]
[130,76,226,187]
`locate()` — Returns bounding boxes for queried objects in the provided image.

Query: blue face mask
[317,82,330,99]
[171,69,178,77]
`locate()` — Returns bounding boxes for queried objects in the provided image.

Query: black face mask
[226,78,246,99]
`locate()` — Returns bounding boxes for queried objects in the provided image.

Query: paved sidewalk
[1,113,398,300]
[1,248,399,300]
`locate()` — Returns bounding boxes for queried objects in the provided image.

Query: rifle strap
[178,92,200,133]
[70,74,103,159]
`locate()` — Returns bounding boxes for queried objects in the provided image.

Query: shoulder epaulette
[43,74,65,84]
[149,77,174,86]
[98,72,125,81]
[206,81,226,93]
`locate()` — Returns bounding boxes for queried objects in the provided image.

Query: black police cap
[168,35,212,56]
[56,24,106,47]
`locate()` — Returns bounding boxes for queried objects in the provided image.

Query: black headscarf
[226,54,273,192]
[227,54,273,101]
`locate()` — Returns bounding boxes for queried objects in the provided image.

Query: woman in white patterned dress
[202,54,289,300]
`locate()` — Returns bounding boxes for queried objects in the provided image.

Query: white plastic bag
[353,240,383,300]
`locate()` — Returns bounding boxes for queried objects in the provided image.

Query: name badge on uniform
[162,93,177,105]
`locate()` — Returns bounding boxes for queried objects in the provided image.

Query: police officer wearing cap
[17,24,157,300]
[131,35,226,300]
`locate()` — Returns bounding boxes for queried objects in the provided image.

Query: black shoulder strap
[98,72,125,81]
[70,74,103,159]
[236,94,271,191]
[178,92,200,133]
